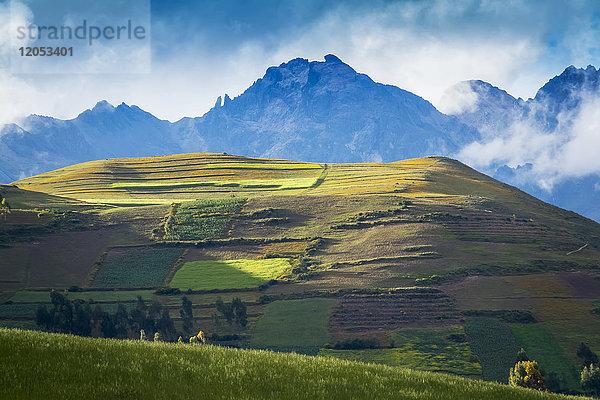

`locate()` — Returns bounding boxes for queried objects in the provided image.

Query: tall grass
[0,328,586,400]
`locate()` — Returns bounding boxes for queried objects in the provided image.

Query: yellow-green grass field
[169,258,291,290]
[0,328,589,400]
[249,298,337,355]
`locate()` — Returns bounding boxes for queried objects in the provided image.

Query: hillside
[0,328,587,400]
[2,153,600,394]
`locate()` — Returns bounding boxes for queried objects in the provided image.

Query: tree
[1,197,11,221]
[516,348,530,363]
[113,303,130,339]
[215,297,247,327]
[215,297,234,324]
[582,363,600,395]
[179,295,194,336]
[509,361,546,391]
[35,304,51,330]
[231,297,247,327]
[577,343,599,368]
[157,308,176,341]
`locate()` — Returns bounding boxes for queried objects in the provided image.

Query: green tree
[577,343,599,368]
[158,308,176,341]
[1,197,11,221]
[215,297,247,327]
[231,297,247,327]
[215,297,234,324]
[509,361,546,391]
[179,295,194,336]
[582,364,600,395]
[516,348,530,362]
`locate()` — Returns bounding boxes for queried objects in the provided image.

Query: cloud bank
[458,91,600,191]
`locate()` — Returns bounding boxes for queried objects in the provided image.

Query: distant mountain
[446,65,600,222]
[0,55,479,182]
[173,54,479,163]
[440,80,524,135]
[0,102,180,181]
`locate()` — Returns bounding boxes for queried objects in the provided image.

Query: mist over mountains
[1,55,598,221]
[447,65,600,221]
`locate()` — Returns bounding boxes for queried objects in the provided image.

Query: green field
[250,298,337,355]
[164,198,245,241]
[510,323,579,391]
[9,290,155,303]
[92,248,183,288]
[465,317,521,383]
[0,328,587,400]
[113,177,319,190]
[169,258,291,290]
[0,303,39,318]
[320,327,481,376]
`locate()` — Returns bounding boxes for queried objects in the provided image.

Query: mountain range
[1,55,598,221]
[446,65,600,222]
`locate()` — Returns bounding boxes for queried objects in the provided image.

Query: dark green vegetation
[162,198,245,241]
[0,328,588,400]
[250,298,337,355]
[92,247,184,287]
[465,317,521,383]
[2,153,600,395]
[319,326,481,376]
[511,324,579,391]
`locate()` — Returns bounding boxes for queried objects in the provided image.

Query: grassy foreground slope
[0,329,586,400]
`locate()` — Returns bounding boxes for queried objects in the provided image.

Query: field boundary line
[163,248,189,286]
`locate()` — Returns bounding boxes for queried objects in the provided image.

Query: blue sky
[2,0,600,123]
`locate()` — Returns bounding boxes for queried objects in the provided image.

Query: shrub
[327,337,381,350]
[509,361,546,391]
[581,363,600,395]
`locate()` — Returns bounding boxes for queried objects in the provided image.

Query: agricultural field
[510,324,579,391]
[465,317,521,383]
[249,298,337,355]
[163,198,245,241]
[8,289,155,303]
[169,258,292,290]
[3,153,600,395]
[320,327,481,376]
[92,247,183,288]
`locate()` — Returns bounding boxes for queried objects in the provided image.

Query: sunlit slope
[0,328,586,400]
[13,153,324,203]
[13,153,462,201]
[13,153,599,230]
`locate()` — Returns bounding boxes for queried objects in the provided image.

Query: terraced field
[3,153,600,395]
[329,289,460,333]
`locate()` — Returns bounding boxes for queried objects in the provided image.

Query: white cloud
[458,92,600,191]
